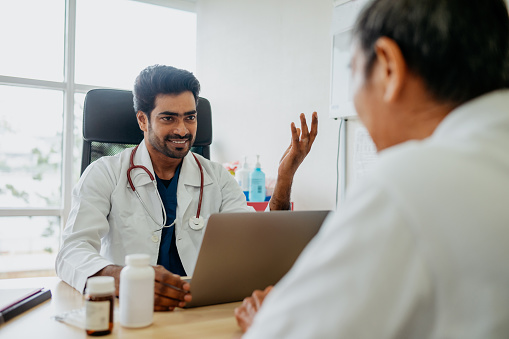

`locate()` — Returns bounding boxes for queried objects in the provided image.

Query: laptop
[184,210,330,308]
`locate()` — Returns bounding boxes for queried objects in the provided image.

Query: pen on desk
[161,281,190,294]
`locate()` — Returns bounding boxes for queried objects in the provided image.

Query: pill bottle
[119,253,155,328]
[85,276,115,336]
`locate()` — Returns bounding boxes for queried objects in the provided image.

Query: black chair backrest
[81,89,212,175]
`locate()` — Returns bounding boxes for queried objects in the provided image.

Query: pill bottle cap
[86,276,115,295]
[125,253,150,267]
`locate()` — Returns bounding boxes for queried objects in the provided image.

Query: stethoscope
[126,145,206,243]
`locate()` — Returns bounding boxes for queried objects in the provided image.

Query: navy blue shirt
[155,164,186,276]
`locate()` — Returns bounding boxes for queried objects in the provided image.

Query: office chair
[81,89,213,175]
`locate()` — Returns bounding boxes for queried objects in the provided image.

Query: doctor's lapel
[125,140,165,227]
[177,152,214,226]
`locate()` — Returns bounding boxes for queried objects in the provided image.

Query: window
[0,0,196,278]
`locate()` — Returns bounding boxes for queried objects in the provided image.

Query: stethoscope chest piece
[189,216,205,231]
[151,234,159,243]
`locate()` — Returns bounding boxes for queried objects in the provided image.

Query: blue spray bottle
[248,155,266,202]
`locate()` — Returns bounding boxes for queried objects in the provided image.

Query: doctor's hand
[153,265,192,311]
[279,112,318,177]
[269,112,318,211]
[234,286,273,333]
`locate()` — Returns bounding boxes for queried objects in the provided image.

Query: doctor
[55,65,318,311]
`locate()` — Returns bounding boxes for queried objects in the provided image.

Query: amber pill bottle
[85,276,115,336]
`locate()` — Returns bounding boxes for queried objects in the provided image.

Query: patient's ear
[373,37,407,103]
[137,111,148,132]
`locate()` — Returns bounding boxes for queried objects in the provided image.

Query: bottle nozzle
[255,155,261,169]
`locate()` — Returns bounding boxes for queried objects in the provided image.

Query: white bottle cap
[86,276,115,295]
[125,253,150,266]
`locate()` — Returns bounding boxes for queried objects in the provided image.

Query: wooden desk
[0,277,243,339]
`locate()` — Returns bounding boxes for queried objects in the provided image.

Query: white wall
[196,0,339,210]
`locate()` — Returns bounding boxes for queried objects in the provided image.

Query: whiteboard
[339,118,378,201]
[330,30,356,118]
[329,0,371,119]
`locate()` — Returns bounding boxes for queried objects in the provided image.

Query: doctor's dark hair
[353,0,509,105]
[133,65,201,118]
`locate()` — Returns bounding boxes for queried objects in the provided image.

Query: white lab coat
[56,140,253,293]
[244,90,509,338]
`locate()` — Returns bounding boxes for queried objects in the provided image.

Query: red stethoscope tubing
[127,145,204,220]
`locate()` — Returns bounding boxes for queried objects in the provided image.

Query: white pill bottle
[119,253,155,328]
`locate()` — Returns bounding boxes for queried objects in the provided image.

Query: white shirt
[55,140,253,293]
[245,90,509,338]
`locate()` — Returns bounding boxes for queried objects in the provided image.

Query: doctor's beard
[148,132,195,159]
